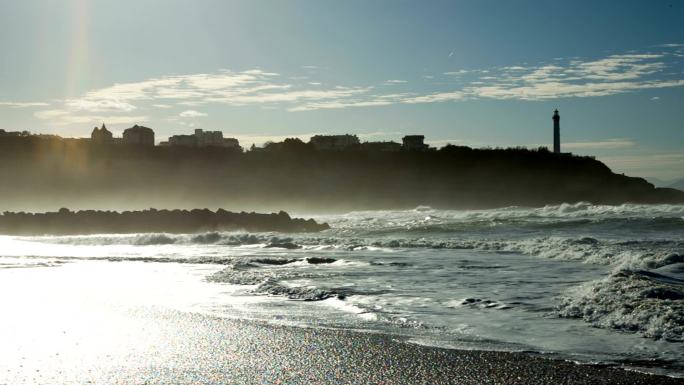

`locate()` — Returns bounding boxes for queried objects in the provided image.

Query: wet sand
[127,315,684,385]
[2,309,682,385]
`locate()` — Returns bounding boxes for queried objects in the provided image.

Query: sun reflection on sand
[0,261,235,382]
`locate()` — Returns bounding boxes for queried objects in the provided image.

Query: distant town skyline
[0,0,683,179]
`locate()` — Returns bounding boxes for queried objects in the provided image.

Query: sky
[0,0,683,180]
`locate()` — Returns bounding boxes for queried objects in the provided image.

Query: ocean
[0,202,682,378]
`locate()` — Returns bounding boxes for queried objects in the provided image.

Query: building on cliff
[123,125,155,146]
[360,141,402,152]
[91,123,113,144]
[166,134,195,146]
[195,129,241,149]
[402,135,429,151]
[309,134,360,151]
[0,129,29,137]
[195,129,223,147]
[161,129,241,149]
[553,109,561,154]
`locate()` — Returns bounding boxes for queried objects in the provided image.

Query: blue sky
[1,0,683,179]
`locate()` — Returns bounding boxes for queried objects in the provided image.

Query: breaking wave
[29,232,276,246]
[557,267,684,341]
[322,202,684,234]
[22,202,684,246]
[207,256,358,301]
[22,235,684,269]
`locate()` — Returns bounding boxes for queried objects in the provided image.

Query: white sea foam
[557,268,684,341]
[321,297,378,321]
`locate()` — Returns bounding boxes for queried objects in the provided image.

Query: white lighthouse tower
[553,109,560,154]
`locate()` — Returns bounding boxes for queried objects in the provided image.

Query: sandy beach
[0,259,681,385]
[2,309,683,385]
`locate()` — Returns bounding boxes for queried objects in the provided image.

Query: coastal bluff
[0,209,330,235]
[0,136,683,211]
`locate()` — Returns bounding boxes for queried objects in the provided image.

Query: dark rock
[265,242,301,249]
[306,257,337,264]
[252,258,300,266]
[0,209,329,235]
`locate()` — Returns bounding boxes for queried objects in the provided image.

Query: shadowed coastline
[0,136,682,212]
[0,208,329,235]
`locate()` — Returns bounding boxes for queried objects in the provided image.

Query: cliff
[0,136,682,212]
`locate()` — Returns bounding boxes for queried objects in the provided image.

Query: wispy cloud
[179,110,207,118]
[54,70,283,110]
[562,139,635,150]
[461,53,682,101]
[33,70,299,124]
[33,109,147,126]
[443,70,469,76]
[65,99,136,112]
[288,99,395,112]
[213,88,370,106]
[288,92,410,112]
[402,91,464,104]
[0,101,49,108]
[30,45,684,119]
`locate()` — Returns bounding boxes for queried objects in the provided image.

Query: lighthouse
[552,109,560,154]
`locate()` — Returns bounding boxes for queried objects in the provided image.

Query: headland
[1,128,682,212]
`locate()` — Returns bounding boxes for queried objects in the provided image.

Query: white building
[165,129,241,149]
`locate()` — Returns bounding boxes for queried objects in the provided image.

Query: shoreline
[178,315,684,385]
[4,305,681,384]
